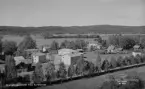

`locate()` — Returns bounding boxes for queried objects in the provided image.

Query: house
[32,52,46,64]
[133,45,141,50]
[25,49,40,58]
[14,56,25,66]
[107,45,116,53]
[132,52,142,57]
[14,56,33,73]
[61,52,83,66]
[41,45,51,53]
[87,41,102,51]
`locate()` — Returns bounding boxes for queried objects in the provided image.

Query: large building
[61,52,83,66]
[32,52,46,64]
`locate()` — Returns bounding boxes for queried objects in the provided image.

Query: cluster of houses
[0,39,143,83]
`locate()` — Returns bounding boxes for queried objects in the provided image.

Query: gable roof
[14,56,25,65]
[133,45,140,49]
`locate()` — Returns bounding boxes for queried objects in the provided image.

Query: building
[24,49,40,59]
[32,52,46,64]
[41,45,51,53]
[133,45,141,50]
[61,52,83,66]
[87,41,102,51]
[14,56,25,66]
[132,52,142,57]
[107,45,116,53]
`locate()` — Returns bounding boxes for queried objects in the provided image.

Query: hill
[0,25,144,35]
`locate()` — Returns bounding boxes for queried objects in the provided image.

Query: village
[0,34,145,87]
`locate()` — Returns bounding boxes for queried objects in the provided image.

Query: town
[0,34,145,89]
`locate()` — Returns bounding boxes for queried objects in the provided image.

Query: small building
[87,41,102,50]
[14,56,25,66]
[14,56,33,73]
[32,53,46,64]
[107,45,116,53]
[41,45,51,53]
[133,45,141,50]
[25,49,40,58]
[132,52,142,57]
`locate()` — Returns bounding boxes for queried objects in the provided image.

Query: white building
[132,52,142,57]
[87,41,102,50]
[14,56,25,66]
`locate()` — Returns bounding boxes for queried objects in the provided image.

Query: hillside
[0,25,144,35]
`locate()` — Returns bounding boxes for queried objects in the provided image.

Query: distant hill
[0,25,144,35]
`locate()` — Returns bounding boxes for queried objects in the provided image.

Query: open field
[1,35,100,47]
[36,66,145,89]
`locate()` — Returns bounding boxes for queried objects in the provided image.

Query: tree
[17,35,36,56]
[45,63,56,81]
[117,56,124,67]
[101,59,110,71]
[76,59,85,75]
[123,57,131,66]
[58,62,67,79]
[96,52,102,72]
[50,41,59,50]
[140,37,145,48]
[128,55,136,65]
[134,54,142,64]
[33,63,44,83]
[68,41,76,50]
[5,55,17,80]
[94,35,102,43]
[75,40,87,50]
[108,35,120,47]
[2,40,17,55]
[18,35,36,50]
[68,65,75,78]
[110,56,117,69]
[0,36,3,53]
[88,62,95,75]
[119,36,136,49]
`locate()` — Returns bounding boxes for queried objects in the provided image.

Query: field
[36,66,145,89]
[2,35,107,47]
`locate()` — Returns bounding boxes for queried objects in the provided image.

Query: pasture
[36,66,145,89]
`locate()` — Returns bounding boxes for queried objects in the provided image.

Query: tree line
[32,53,145,84]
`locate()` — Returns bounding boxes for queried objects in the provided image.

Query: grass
[36,66,145,89]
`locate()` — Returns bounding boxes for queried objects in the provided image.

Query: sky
[0,0,144,27]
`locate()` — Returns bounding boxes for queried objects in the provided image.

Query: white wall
[61,55,71,66]
[33,55,39,63]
